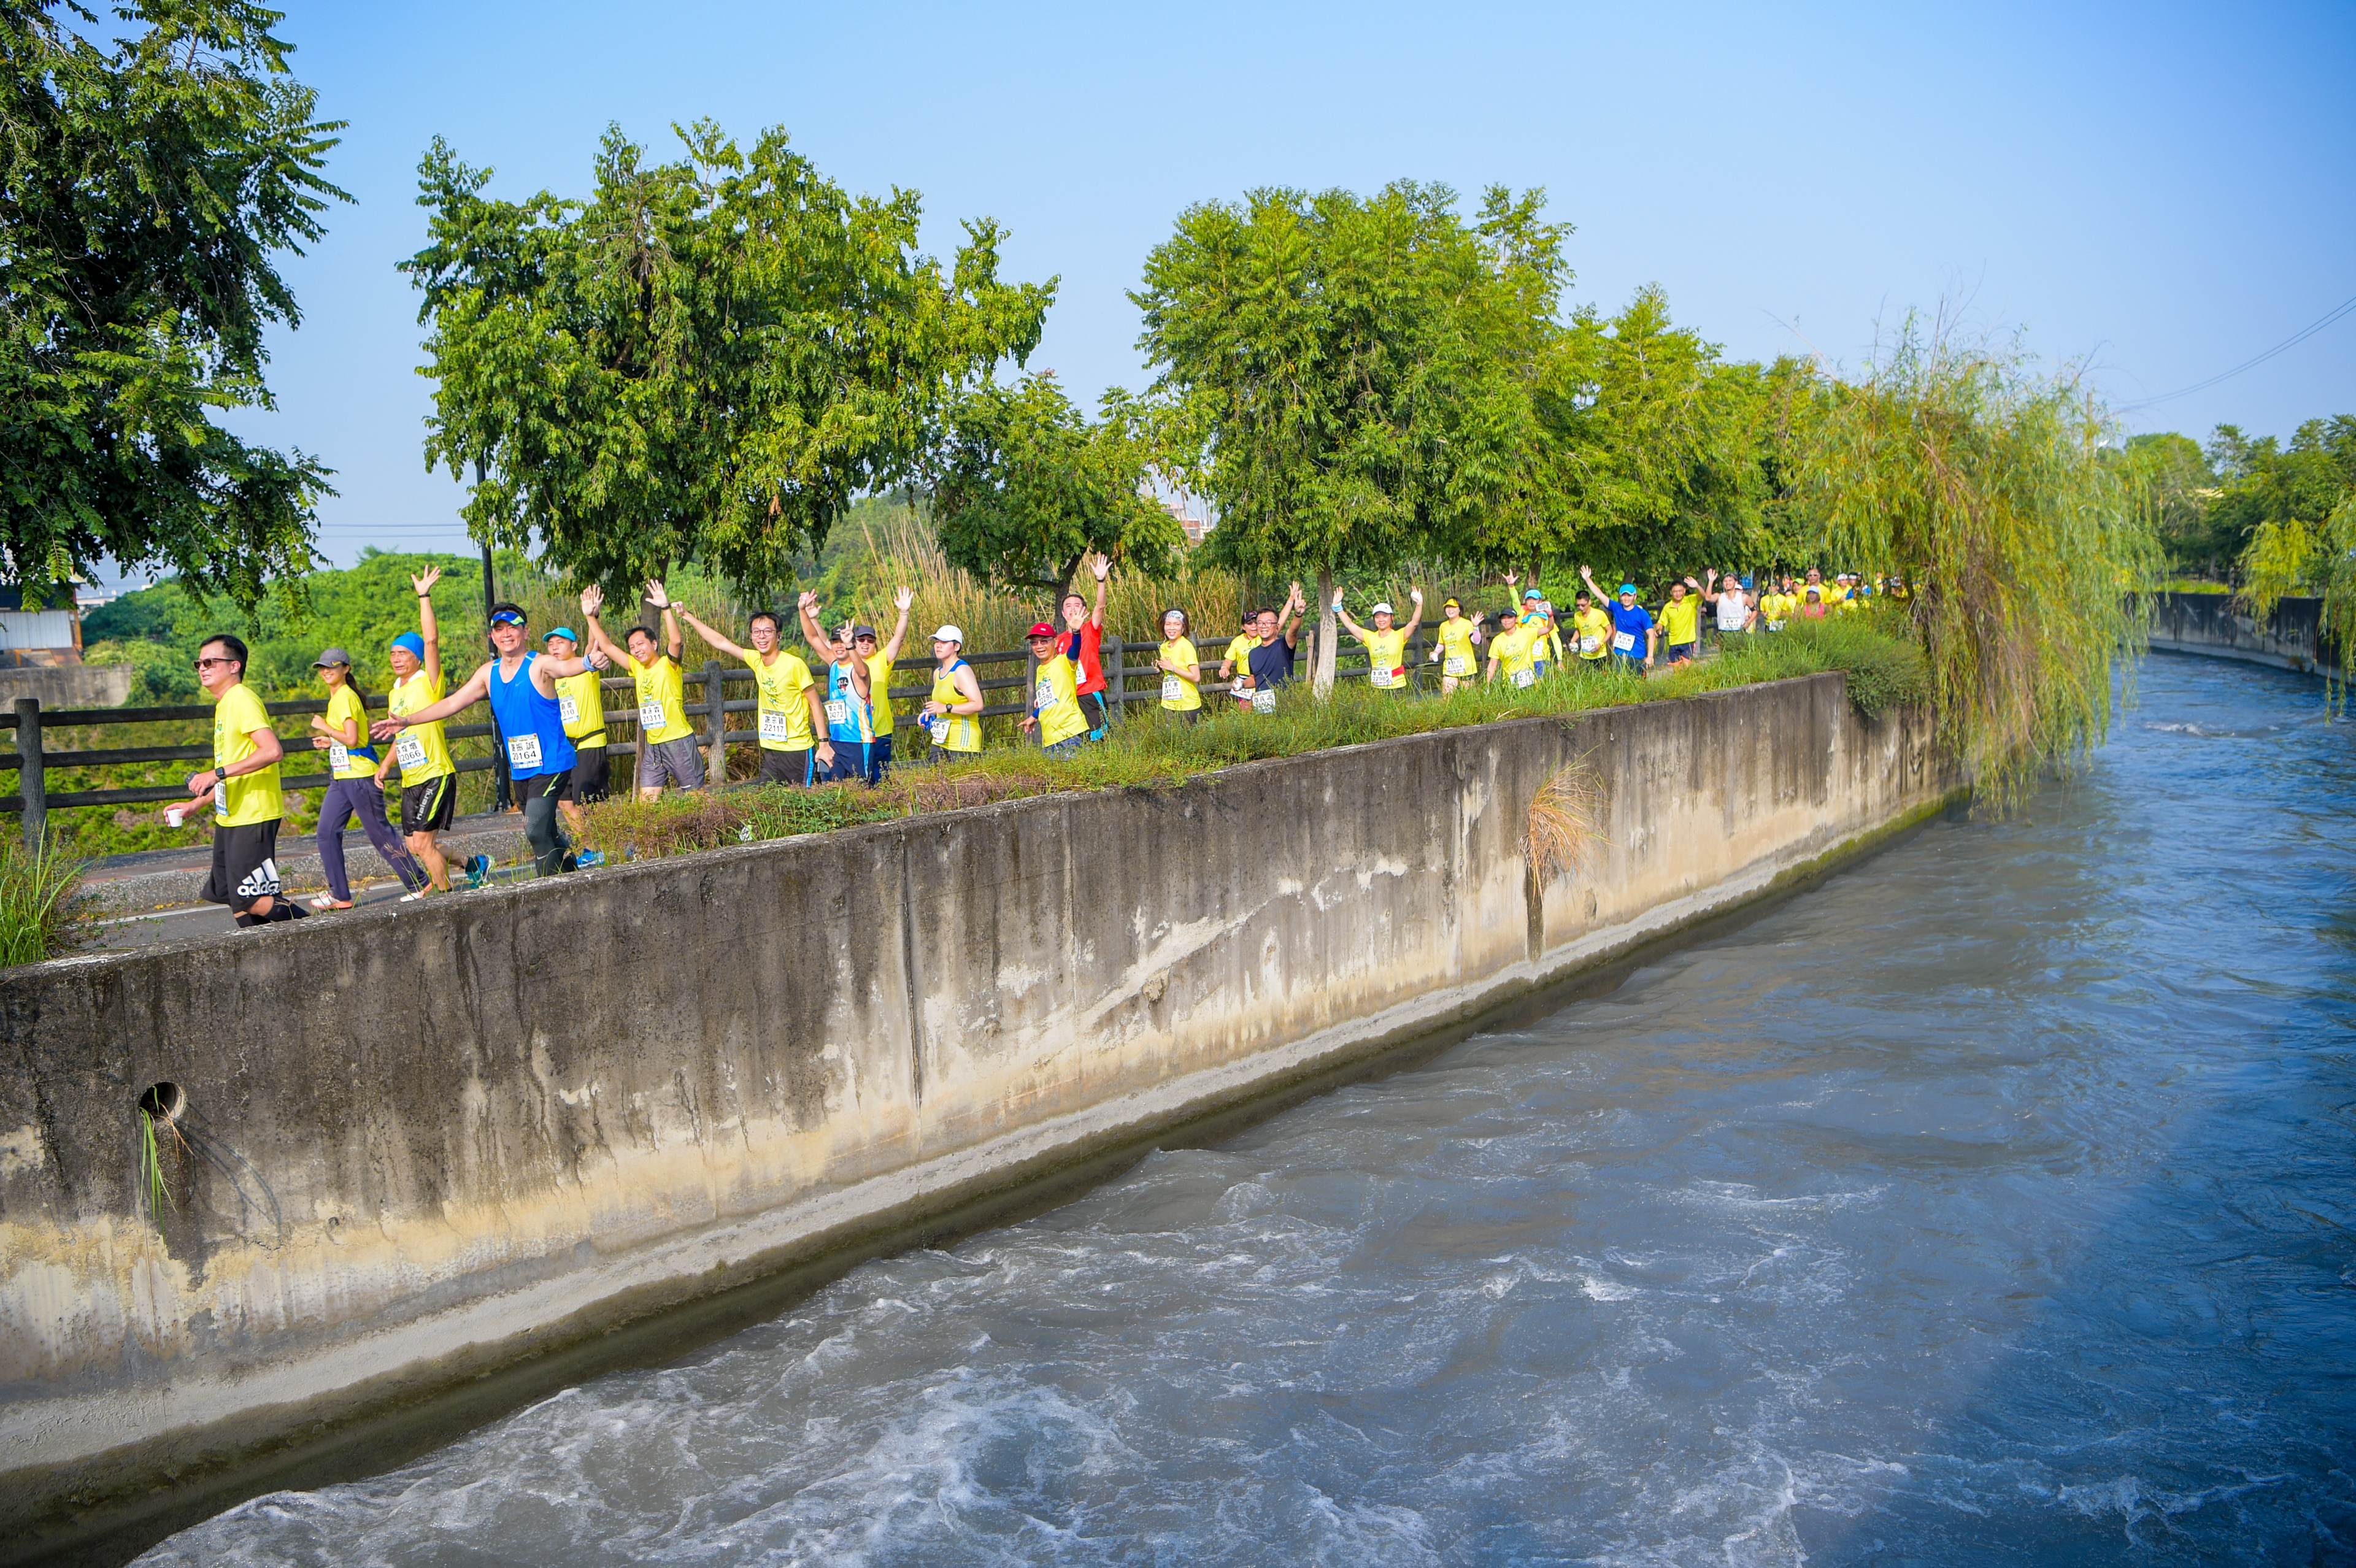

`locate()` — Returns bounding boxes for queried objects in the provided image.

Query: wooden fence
[1,623,1447,848]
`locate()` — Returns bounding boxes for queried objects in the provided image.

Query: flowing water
[142,654,2356,1566]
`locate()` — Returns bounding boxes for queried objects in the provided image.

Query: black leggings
[515,773,575,877]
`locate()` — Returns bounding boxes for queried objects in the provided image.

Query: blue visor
[490,609,526,627]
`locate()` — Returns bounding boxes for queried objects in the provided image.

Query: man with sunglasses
[372,600,606,878]
[186,634,305,926]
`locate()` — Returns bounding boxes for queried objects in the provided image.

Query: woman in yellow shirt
[1154,609,1203,721]
[306,648,423,909]
[1336,586,1422,694]
[1430,598,1484,693]
[920,624,985,756]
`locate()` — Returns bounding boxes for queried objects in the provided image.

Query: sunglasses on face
[193,656,236,669]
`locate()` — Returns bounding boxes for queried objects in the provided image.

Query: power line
[2117,291,2356,412]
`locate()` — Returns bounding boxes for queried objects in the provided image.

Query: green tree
[2121,431,2219,572]
[1135,181,1530,691]
[406,122,1053,605]
[1795,320,2162,805]
[0,0,345,607]
[927,374,1180,593]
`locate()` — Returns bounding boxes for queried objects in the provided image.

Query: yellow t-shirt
[1493,625,1539,684]
[1361,626,1409,690]
[212,682,283,826]
[623,653,692,744]
[1032,651,1086,747]
[866,651,897,737]
[387,669,453,785]
[745,650,816,751]
[554,667,608,744]
[1434,617,1478,677]
[1158,636,1202,710]
[1574,606,1611,659]
[324,684,375,781]
[928,663,982,751]
[1223,632,1255,675]
[1660,596,1701,646]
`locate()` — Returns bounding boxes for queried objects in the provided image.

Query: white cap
[1369,601,1395,615]
[930,624,963,644]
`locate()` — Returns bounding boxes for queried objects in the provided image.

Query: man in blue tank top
[795,589,875,784]
[371,601,606,877]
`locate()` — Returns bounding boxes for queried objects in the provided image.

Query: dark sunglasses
[193,656,236,669]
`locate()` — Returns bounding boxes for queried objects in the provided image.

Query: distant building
[1164,498,1215,547]
[0,584,85,668]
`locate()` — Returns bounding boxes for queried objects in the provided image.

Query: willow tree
[1134,182,1531,693]
[405,123,1053,602]
[1797,323,2162,804]
[927,375,1182,593]
[0,0,344,608]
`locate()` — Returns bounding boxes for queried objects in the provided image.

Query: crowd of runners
[181,561,1902,926]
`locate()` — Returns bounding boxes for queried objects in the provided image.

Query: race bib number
[1250,687,1277,714]
[1767,619,1786,632]
[212,778,228,816]
[926,716,947,743]
[1512,667,1536,689]
[506,732,543,771]
[1034,680,1055,712]
[1161,675,1186,704]
[823,698,848,727]
[1372,665,1403,689]
[759,709,794,744]
[326,741,350,773]
[1444,653,1471,675]
[637,700,668,732]
[558,693,582,726]
[1611,631,1637,653]
[396,731,428,771]
[1579,634,1601,655]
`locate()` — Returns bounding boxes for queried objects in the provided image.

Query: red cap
[1026,622,1058,639]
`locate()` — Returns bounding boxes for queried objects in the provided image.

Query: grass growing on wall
[0,840,94,966]
[574,617,1928,866]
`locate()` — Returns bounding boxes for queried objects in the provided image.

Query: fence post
[702,661,726,785]
[14,698,44,851]
[1107,633,1125,726]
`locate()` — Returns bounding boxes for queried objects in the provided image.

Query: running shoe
[464,855,492,889]
[576,850,605,868]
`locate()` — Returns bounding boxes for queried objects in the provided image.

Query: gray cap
[853,625,879,642]
[312,647,352,669]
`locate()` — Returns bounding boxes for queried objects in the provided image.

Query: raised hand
[1088,553,1110,582]
[894,584,915,612]
[580,583,605,617]
[1504,571,1519,589]
[797,590,818,613]
[644,579,671,610]
[411,566,443,597]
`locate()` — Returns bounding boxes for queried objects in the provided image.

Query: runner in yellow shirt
[1570,592,1612,668]
[579,581,701,798]
[919,624,985,756]
[184,632,301,926]
[377,566,460,896]
[1336,586,1423,695]
[1485,608,1540,688]
[1430,598,1485,693]
[1020,620,1089,756]
[1658,578,1704,664]
[674,602,834,786]
[305,647,423,909]
[541,626,611,842]
[1217,616,1257,709]
[1153,609,1204,720]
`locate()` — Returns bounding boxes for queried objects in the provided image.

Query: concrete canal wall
[2149,590,2336,674]
[0,671,1963,1556]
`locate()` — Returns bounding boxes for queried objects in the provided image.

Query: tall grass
[0,839,93,967]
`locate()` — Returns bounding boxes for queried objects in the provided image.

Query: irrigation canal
[134,653,2354,1566]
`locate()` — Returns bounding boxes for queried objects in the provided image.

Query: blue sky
[198,0,2355,573]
